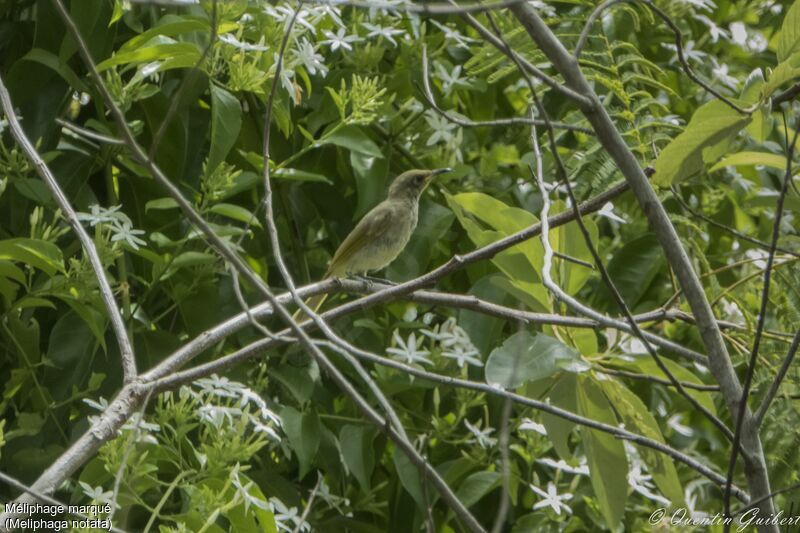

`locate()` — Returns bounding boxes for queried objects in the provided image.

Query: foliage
[0,0,799,531]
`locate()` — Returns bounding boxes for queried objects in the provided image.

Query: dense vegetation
[1,0,800,531]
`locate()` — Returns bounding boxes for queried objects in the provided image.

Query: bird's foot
[354,274,396,287]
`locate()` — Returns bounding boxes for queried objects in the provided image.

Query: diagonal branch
[0,74,137,384]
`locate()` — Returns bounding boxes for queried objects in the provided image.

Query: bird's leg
[360,274,397,286]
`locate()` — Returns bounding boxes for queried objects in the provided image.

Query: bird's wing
[326,202,394,277]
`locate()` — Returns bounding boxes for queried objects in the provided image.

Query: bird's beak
[426,168,452,185]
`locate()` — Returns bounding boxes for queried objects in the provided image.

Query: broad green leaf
[606,354,717,415]
[446,193,549,310]
[777,0,800,62]
[208,85,242,172]
[538,373,578,461]
[577,375,628,530]
[653,100,751,186]
[600,378,684,506]
[593,233,664,311]
[280,407,321,479]
[21,49,88,92]
[0,239,64,276]
[762,51,800,98]
[709,151,788,173]
[324,125,383,157]
[454,471,502,509]
[209,203,261,228]
[119,18,207,53]
[273,168,332,184]
[145,197,180,211]
[485,331,585,389]
[393,446,425,509]
[340,425,375,491]
[96,42,201,71]
[745,193,800,212]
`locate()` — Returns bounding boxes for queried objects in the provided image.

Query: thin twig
[753,331,800,426]
[723,118,800,527]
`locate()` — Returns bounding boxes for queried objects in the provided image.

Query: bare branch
[0,73,137,384]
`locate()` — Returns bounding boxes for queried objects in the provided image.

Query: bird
[296,167,452,319]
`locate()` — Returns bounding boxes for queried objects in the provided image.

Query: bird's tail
[291,293,328,324]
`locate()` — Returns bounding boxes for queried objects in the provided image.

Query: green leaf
[208,85,242,172]
[324,125,383,157]
[119,18,207,53]
[607,354,717,415]
[145,197,180,211]
[273,168,332,184]
[209,203,261,228]
[454,471,502,509]
[594,233,665,311]
[96,42,201,71]
[280,407,321,479]
[653,100,751,186]
[577,375,628,530]
[600,378,684,506]
[777,0,800,62]
[762,51,800,98]
[21,48,88,92]
[0,238,65,276]
[486,331,586,389]
[709,151,788,173]
[339,425,375,491]
[538,373,578,461]
[393,447,425,509]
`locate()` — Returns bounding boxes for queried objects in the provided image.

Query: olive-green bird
[296,167,451,319]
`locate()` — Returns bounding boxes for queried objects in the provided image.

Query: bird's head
[387,168,452,200]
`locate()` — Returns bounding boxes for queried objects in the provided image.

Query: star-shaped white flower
[442,344,482,368]
[386,330,433,365]
[530,482,573,515]
[434,62,468,96]
[361,22,404,47]
[596,201,626,224]
[464,419,497,448]
[321,28,363,52]
[423,110,458,146]
[294,38,327,77]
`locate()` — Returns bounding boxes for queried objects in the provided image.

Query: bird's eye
[416,175,425,184]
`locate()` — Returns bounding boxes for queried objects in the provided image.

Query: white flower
[464,419,497,448]
[745,248,769,269]
[720,299,745,325]
[537,457,590,476]
[309,4,345,27]
[662,40,706,64]
[109,221,147,250]
[423,110,458,146]
[321,28,362,52]
[442,344,483,368]
[711,59,739,91]
[430,20,475,49]
[729,22,767,52]
[695,15,729,43]
[530,482,573,515]
[77,204,127,226]
[386,330,433,365]
[270,498,309,532]
[434,62,468,96]
[294,38,327,77]
[596,202,626,223]
[78,482,116,508]
[219,33,270,52]
[519,418,547,436]
[264,5,316,32]
[619,335,646,354]
[402,305,418,322]
[528,0,557,17]
[231,468,271,512]
[72,91,90,106]
[667,414,695,437]
[361,22,404,47]
[628,460,671,505]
